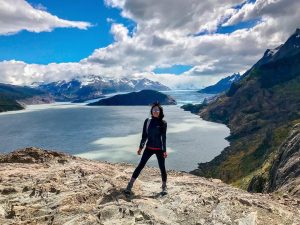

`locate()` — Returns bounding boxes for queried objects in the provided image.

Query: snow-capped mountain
[197,73,241,94]
[242,28,300,79]
[33,75,171,102]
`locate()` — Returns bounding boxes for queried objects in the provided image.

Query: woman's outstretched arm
[139,118,148,149]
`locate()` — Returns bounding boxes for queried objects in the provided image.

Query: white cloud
[224,0,298,27]
[83,0,299,84]
[32,3,47,11]
[107,0,241,34]
[0,0,91,35]
[106,18,116,23]
[0,60,216,89]
[0,0,299,89]
[0,60,101,85]
[110,23,129,42]
[141,72,224,89]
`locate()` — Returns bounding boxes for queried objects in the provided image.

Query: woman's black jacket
[139,116,167,152]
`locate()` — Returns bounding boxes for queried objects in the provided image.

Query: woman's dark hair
[150,101,164,120]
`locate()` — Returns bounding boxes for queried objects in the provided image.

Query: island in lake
[88,89,177,106]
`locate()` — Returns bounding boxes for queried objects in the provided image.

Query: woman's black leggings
[132,147,167,182]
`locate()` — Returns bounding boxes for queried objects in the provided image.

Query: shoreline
[180,103,233,174]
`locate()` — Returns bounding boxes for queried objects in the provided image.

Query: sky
[0,0,299,89]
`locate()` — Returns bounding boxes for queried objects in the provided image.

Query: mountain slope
[198,73,241,94]
[0,147,298,224]
[189,29,300,192]
[0,94,23,112]
[0,83,53,113]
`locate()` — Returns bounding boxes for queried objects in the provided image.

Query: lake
[0,90,229,172]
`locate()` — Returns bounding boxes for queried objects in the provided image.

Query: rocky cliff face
[268,123,300,196]
[0,147,299,225]
[246,123,300,197]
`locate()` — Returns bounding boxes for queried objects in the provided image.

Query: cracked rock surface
[0,147,299,225]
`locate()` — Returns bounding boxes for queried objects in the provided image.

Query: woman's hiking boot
[123,177,135,195]
[161,184,167,195]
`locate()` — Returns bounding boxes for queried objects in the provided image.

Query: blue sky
[0,0,256,71]
[0,0,262,75]
[0,0,298,89]
[0,0,135,64]
[154,65,193,75]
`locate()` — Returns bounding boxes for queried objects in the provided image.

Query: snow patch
[266,48,279,57]
[229,77,237,82]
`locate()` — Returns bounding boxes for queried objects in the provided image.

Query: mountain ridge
[184,28,300,193]
[34,75,171,102]
[198,73,241,94]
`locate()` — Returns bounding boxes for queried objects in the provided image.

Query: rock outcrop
[268,123,300,196]
[0,147,299,225]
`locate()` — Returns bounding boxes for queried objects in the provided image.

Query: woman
[124,102,168,195]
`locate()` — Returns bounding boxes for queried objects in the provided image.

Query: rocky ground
[0,147,299,225]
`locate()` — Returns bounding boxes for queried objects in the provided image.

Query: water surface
[0,91,229,172]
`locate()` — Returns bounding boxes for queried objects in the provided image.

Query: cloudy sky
[0,0,299,89]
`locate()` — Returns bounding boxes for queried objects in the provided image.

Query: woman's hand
[163,152,168,158]
[137,148,142,155]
